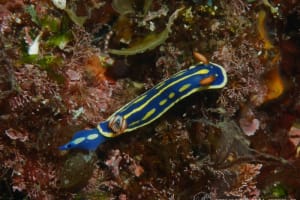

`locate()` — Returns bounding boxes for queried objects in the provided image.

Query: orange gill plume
[263,67,285,102]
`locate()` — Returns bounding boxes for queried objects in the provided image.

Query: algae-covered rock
[59,152,97,191]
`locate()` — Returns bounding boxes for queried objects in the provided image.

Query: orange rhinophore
[193,52,209,64]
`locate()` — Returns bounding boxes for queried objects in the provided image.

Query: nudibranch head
[202,62,227,89]
[59,128,107,151]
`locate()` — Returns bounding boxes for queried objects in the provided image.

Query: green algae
[109,29,170,56]
[111,0,135,15]
[40,16,61,33]
[64,8,87,27]
[262,183,288,198]
[109,7,184,56]
[47,31,73,50]
[25,5,40,25]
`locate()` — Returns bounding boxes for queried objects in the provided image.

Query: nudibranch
[59,61,227,151]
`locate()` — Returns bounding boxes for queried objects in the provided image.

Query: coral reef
[1,0,300,199]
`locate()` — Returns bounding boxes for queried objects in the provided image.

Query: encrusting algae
[0,0,300,199]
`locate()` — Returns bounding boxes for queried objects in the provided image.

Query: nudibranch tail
[59,128,107,151]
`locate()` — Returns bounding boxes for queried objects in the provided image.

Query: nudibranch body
[59,62,227,151]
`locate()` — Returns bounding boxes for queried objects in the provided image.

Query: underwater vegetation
[0,0,300,199]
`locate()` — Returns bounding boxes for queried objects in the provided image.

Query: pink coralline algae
[0,0,24,34]
[9,64,60,112]
[225,163,262,198]
[1,145,58,199]
[288,124,300,157]
[105,149,123,177]
[105,149,144,178]
[213,41,269,115]
[239,118,260,136]
[239,107,260,136]
[5,128,29,142]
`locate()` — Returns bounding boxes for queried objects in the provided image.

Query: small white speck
[149,21,156,31]
[72,107,84,119]
[28,32,42,55]
[257,50,262,56]
[51,0,66,10]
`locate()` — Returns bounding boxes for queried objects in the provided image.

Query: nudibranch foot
[59,128,107,151]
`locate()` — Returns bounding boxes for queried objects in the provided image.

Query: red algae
[1,0,300,199]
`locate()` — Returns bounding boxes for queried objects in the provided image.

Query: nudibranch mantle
[59,62,227,151]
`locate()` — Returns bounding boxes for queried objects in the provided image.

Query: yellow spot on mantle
[87,133,99,140]
[168,92,175,99]
[179,84,191,92]
[129,120,140,127]
[73,137,85,144]
[159,99,167,106]
[198,69,209,74]
[142,108,156,121]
